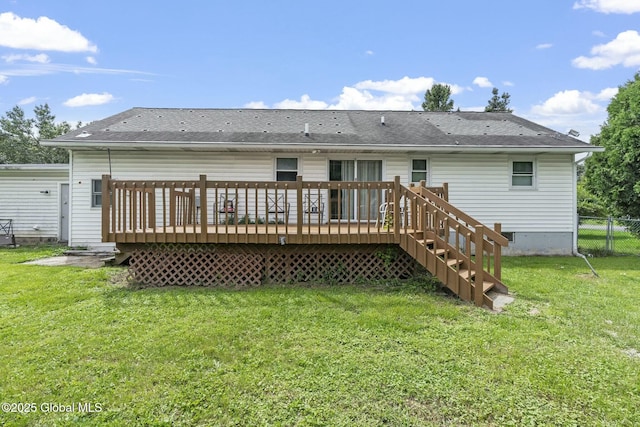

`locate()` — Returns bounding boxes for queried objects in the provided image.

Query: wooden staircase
[393,181,509,309]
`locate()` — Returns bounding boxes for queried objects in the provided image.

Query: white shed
[0,164,69,243]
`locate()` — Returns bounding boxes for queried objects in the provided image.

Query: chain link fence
[578,216,640,256]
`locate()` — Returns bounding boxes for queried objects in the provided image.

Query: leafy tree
[0,104,72,164]
[584,72,640,219]
[577,182,608,218]
[422,83,455,112]
[485,87,513,112]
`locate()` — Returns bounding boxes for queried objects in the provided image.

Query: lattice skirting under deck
[126,244,419,287]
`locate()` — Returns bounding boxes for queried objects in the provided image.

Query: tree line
[422,84,512,112]
[0,104,77,164]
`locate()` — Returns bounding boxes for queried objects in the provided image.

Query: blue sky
[1,0,639,141]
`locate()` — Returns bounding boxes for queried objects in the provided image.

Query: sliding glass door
[329,160,382,221]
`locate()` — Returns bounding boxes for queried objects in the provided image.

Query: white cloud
[354,76,435,95]
[86,56,97,65]
[365,50,374,56]
[536,43,553,49]
[18,96,36,105]
[473,76,493,88]
[593,30,606,37]
[531,90,606,116]
[2,53,50,63]
[503,81,515,87]
[595,87,619,100]
[0,74,7,84]
[246,76,468,111]
[244,101,269,109]
[573,30,640,69]
[527,89,617,140]
[0,12,97,52]
[573,0,640,14]
[274,94,329,109]
[63,92,114,107]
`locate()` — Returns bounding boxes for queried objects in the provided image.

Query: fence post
[606,216,613,252]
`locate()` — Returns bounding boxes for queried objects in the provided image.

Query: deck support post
[474,225,485,307]
[296,175,303,239]
[102,174,111,242]
[200,174,208,243]
[393,176,401,242]
[494,222,502,280]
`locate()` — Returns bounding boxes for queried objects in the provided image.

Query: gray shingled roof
[47,108,600,153]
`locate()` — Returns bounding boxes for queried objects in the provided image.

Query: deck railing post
[474,225,485,307]
[101,174,111,242]
[200,175,208,243]
[494,222,502,280]
[296,175,303,239]
[393,176,401,242]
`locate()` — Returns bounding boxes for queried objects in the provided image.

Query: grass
[1,246,639,426]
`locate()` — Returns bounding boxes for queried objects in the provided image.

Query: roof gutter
[42,139,605,154]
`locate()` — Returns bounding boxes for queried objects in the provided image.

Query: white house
[45,108,602,255]
[0,164,69,243]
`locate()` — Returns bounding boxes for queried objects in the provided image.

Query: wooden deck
[102,175,509,308]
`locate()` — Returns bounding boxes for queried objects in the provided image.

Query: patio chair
[267,194,290,223]
[303,194,324,223]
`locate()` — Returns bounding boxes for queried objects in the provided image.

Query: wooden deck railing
[102,174,507,288]
[102,174,399,245]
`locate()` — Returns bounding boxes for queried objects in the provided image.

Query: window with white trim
[511,160,535,188]
[411,159,428,183]
[276,158,298,181]
[91,179,102,207]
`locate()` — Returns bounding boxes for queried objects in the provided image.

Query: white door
[60,183,69,242]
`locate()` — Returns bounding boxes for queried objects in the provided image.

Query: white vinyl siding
[430,153,574,232]
[0,168,68,240]
[69,151,576,245]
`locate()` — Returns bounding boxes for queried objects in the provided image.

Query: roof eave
[42,139,604,154]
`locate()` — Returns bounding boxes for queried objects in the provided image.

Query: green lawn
[1,247,639,426]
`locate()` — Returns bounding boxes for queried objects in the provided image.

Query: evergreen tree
[422,84,455,112]
[485,87,513,112]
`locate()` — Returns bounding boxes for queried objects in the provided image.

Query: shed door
[60,183,69,243]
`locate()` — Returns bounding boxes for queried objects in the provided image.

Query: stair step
[482,281,495,293]
[458,269,474,280]
[416,239,434,246]
[431,248,448,256]
[447,258,463,267]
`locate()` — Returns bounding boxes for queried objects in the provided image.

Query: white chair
[377,198,406,228]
